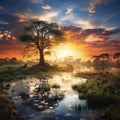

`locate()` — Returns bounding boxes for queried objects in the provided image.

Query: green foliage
[75,104,81,111]
[79,93,86,99]
[72,72,120,119]
[42,83,50,92]
[0,64,31,83]
[73,72,98,79]
[19,34,33,42]
[72,83,87,94]
[92,54,110,71]
[72,72,120,107]
[105,105,120,120]
[51,84,60,89]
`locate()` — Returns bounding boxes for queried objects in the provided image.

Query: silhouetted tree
[92,56,101,71]
[20,20,65,68]
[99,53,110,71]
[113,52,120,71]
[92,54,110,71]
[9,58,17,64]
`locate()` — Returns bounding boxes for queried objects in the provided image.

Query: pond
[7,73,101,120]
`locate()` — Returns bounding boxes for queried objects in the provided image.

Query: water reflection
[8,73,99,120]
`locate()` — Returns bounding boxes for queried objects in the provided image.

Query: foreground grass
[0,64,56,83]
[72,72,120,120]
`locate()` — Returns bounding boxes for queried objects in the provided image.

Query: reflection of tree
[34,80,50,99]
[113,53,120,71]
[20,21,65,69]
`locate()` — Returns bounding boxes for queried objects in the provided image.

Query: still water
[8,73,101,120]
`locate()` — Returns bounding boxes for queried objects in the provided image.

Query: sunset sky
[0,0,120,61]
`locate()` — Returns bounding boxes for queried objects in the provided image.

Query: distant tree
[19,20,65,68]
[99,53,110,71]
[85,60,92,68]
[92,56,101,71]
[92,54,110,71]
[9,58,18,64]
[0,58,9,65]
[113,52,120,71]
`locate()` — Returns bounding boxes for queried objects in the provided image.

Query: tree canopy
[19,20,65,67]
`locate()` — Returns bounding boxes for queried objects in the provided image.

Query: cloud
[42,5,52,10]
[0,44,24,59]
[85,34,107,43]
[65,8,73,14]
[77,20,95,29]
[0,30,16,41]
[0,13,28,38]
[0,20,8,25]
[15,11,58,23]
[0,32,24,59]
[88,0,104,13]
[80,28,120,38]
[38,12,58,22]
[0,0,119,59]
[0,33,3,39]
[62,26,120,58]
[87,8,96,14]
[31,0,44,3]
[0,6,4,11]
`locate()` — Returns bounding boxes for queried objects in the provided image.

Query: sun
[56,50,72,58]
[54,43,78,59]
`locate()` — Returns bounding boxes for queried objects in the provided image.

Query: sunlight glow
[56,50,72,58]
[26,43,87,62]
[54,44,79,59]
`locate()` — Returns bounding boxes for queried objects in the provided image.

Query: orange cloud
[88,0,105,13]
[15,12,58,23]
[0,39,25,59]
[0,34,3,39]
[62,26,120,60]
[87,8,95,14]
[85,34,106,43]
[0,25,120,61]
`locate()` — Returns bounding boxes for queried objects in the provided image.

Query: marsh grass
[72,72,120,119]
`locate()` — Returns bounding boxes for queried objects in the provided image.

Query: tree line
[92,53,120,71]
[0,58,20,65]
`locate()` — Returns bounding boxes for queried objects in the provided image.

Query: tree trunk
[118,59,120,72]
[39,49,45,65]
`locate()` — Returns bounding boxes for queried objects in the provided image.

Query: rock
[49,106,53,109]
[4,84,10,89]
[11,90,15,93]
[55,117,60,120]
[34,103,39,107]
[65,113,71,116]
[34,99,39,103]
[37,105,43,109]
[19,92,29,100]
